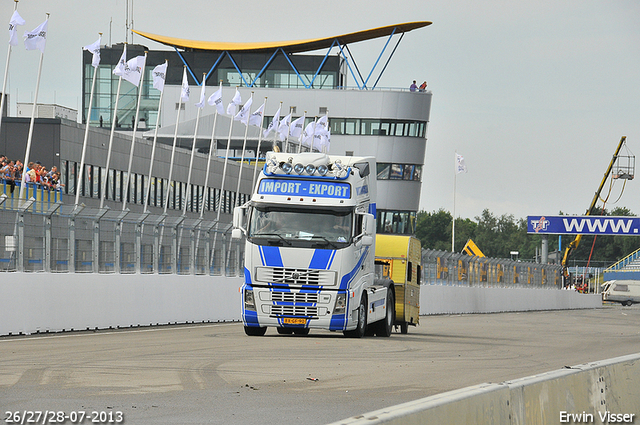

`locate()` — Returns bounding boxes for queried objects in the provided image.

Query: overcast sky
[2,0,639,221]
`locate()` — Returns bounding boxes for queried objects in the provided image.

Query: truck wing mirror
[362,213,375,236]
[232,205,248,237]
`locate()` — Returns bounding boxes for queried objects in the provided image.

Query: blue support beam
[169,25,407,90]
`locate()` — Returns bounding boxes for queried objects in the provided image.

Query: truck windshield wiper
[253,233,292,246]
[308,235,338,249]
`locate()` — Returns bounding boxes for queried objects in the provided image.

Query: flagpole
[122,51,147,211]
[212,88,239,271]
[297,112,307,153]
[0,0,20,138]
[75,34,102,206]
[183,73,206,216]
[100,44,129,209]
[19,14,48,203]
[452,151,457,252]
[200,81,222,219]
[281,112,292,154]
[144,60,167,212]
[233,92,253,210]
[251,97,269,190]
[163,66,187,215]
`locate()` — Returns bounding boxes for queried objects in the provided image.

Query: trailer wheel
[344,294,367,338]
[624,300,633,307]
[376,290,395,337]
[244,326,267,336]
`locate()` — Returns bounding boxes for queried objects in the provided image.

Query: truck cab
[232,152,394,337]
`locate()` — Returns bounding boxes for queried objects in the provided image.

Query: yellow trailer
[374,234,421,334]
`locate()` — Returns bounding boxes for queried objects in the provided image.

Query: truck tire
[277,327,293,335]
[244,326,267,336]
[376,290,395,337]
[400,322,409,334]
[344,294,367,338]
[293,328,310,335]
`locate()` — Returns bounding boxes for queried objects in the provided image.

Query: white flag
[277,113,292,141]
[180,68,190,102]
[207,87,224,114]
[23,18,48,53]
[234,97,253,125]
[312,132,324,152]
[8,11,25,47]
[289,115,305,138]
[121,55,145,87]
[301,121,315,147]
[152,62,167,92]
[83,36,101,68]
[226,88,241,115]
[263,105,281,138]
[195,79,206,108]
[249,101,264,127]
[456,154,467,174]
[315,115,329,137]
[113,46,127,77]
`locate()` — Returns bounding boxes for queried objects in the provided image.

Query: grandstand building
[2,22,432,235]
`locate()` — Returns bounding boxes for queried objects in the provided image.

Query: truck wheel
[376,290,395,337]
[277,327,293,335]
[344,294,367,338]
[244,326,267,336]
[400,322,409,334]
[293,328,310,335]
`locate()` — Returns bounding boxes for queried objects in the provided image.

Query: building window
[377,210,417,235]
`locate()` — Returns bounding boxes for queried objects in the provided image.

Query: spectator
[409,80,418,92]
[419,81,427,92]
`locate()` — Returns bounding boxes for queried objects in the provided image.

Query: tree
[416,209,452,251]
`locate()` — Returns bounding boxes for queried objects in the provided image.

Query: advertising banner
[527,216,640,235]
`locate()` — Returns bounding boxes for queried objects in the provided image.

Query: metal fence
[421,249,563,288]
[0,196,244,276]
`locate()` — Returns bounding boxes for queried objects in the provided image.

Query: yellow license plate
[283,318,307,325]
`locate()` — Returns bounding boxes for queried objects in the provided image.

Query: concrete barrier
[329,352,640,424]
[0,273,243,336]
[420,284,601,315]
[1,274,601,336]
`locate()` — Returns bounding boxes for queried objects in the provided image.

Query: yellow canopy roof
[132,21,431,53]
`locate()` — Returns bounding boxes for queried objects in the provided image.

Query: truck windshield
[248,206,353,247]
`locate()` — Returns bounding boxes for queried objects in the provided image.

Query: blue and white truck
[232,152,395,337]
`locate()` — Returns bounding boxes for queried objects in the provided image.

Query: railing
[604,247,640,272]
[0,197,245,277]
[421,249,563,288]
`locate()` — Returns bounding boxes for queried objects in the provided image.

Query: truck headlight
[333,293,346,314]
[244,288,256,311]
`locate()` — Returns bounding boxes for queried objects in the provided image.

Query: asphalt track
[1,304,639,425]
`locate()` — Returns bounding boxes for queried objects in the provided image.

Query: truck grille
[271,305,320,317]
[272,292,319,304]
[256,267,336,286]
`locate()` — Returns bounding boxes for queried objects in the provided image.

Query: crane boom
[561,136,627,274]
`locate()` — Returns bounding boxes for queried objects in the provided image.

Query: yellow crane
[561,136,634,278]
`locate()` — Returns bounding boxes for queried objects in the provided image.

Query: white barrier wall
[0,273,243,336]
[420,284,602,315]
[329,352,640,425]
[0,274,601,336]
